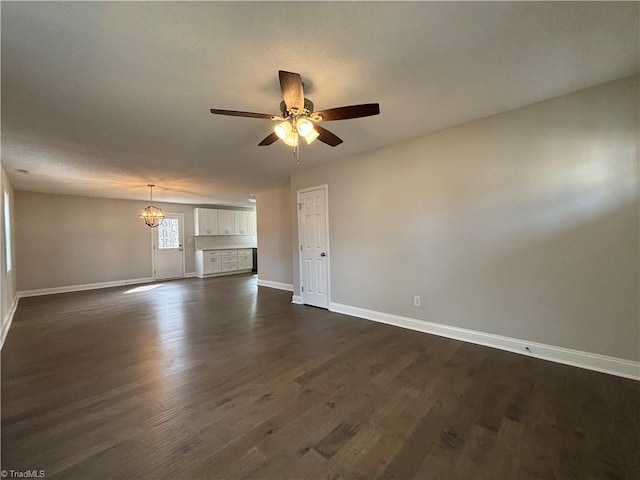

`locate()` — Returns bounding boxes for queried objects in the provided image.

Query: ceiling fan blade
[313,103,380,122]
[210,108,274,120]
[258,132,279,146]
[315,125,343,147]
[279,70,305,113]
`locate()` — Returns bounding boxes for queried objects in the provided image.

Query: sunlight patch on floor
[124,284,163,294]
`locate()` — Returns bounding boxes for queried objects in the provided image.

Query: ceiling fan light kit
[210,70,380,163]
[304,128,319,145]
[282,131,299,148]
[296,118,314,137]
[274,121,293,140]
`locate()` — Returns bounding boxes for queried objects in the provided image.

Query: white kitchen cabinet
[220,250,238,270]
[194,208,219,236]
[195,248,254,277]
[248,211,257,236]
[234,211,249,235]
[195,250,222,276]
[218,210,235,235]
[196,208,256,236]
[237,249,253,270]
[203,251,221,274]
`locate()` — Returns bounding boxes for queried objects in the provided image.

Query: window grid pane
[158,218,179,249]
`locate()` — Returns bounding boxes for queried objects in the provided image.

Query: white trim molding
[329,302,640,381]
[291,295,303,305]
[1,294,19,349]
[18,277,156,298]
[257,279,293,292]
[184,272,198,278]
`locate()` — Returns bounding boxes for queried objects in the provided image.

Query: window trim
[4,189,12,273]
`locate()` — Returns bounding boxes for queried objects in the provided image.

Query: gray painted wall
[14,193,257,292]
[290,76,639,361]
[256,186,293,286]
[15,193,202,291]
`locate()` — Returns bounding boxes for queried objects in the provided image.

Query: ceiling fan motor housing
[280,99,314,117]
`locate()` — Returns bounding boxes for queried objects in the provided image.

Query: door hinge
[300,245,303,251]
[298,203,302,210]
[302,286,304,292]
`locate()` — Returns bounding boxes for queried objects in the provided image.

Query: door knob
[320,252,326,257]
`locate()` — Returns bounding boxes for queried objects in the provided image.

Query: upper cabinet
[248,211,257,236]
[194,208,219,235]
[234,210,249,235]
[195,208,257,236]
[218,210,235,235]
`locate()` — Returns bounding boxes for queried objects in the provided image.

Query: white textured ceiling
[2,2,638,206]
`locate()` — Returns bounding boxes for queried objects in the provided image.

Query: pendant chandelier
[139,184,165,228]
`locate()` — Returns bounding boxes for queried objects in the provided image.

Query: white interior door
[299,187,329,308]
[153,213,184,280]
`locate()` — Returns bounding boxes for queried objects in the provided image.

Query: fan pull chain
[294,144,300,165]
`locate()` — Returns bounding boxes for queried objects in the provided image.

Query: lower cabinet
[196,250,221,276]
[195,248,254,278]
[203,251,221,274]
[238,249,252,270]
[220,250,238,272]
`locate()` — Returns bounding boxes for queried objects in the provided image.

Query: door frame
[296,184,331,308]
[151,212,186,280]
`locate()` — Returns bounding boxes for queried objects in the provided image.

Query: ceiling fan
[210,70,380,161]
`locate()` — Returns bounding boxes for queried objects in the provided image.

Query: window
[157,218,179,249]
[4,190,11,272]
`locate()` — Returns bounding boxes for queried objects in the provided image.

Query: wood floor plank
[2,274,638,479]
[493,417,526,478]
[280,447,328,480]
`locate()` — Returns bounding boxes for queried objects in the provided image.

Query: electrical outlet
[413,296,421,307]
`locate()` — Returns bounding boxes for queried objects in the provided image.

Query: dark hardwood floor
[2,274,639,479]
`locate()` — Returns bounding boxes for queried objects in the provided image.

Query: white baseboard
[329,302,640,381]
[291,295,303,305]
[257,279,294,292]
[18,277,156,298]
[184,272,198,278]
[1,294,20,349]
